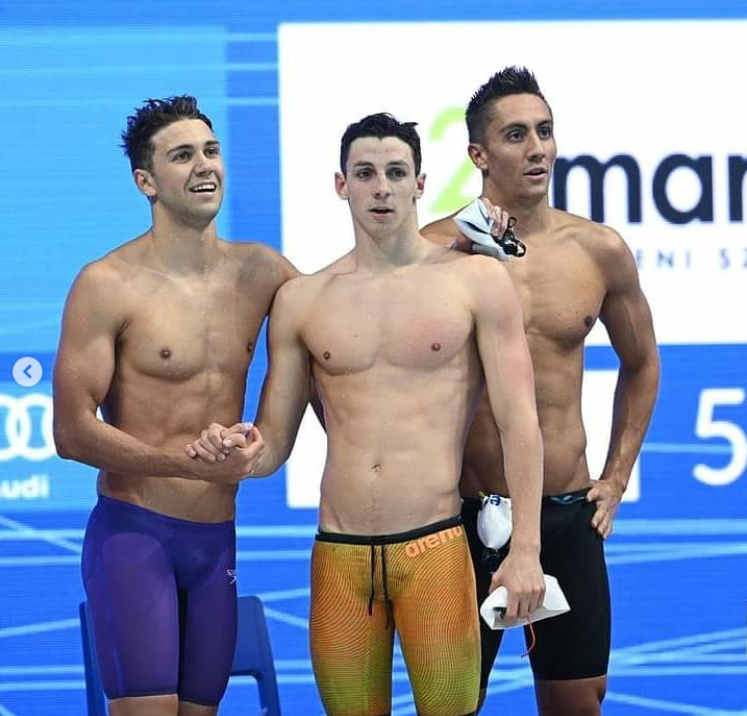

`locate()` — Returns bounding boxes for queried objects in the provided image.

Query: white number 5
[693,388,746,486]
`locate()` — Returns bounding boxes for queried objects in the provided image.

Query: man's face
[137,118,225,225]
[470,93,556,200]
[335,136,425,236]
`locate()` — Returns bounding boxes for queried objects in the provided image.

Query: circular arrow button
[12,357,43,387]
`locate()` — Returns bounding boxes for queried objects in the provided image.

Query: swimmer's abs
[459,446,591,499]
[319,481,462,536]
[98,472,238,522]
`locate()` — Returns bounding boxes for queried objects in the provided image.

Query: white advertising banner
[278,21,746,506]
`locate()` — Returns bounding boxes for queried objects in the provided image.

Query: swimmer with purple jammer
[53,96,293,716]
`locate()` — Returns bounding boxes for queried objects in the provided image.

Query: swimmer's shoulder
[73,234,148,289]
[317,250,356,275]
[62,238,148,315]
[271,251,355,317]
[223,239,300,287]
[551,208,631,267]
[271,263,335,313]
[421,212,460,247]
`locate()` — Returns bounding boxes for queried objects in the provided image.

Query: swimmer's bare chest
[507,245,603,352]
[121,265,273,372]
[302,271,474,377]
[101,268,278,438]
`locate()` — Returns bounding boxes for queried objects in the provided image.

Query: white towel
[480,575,571,630]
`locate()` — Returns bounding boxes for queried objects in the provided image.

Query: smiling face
[335,135,425,238]
[134,118,225,227]
[469,93,557,203]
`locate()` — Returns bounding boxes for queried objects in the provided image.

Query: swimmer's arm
[597,233,660,491]
[250,280,313,476]
[52,265,243,482]
[184,249,308,468]
[471,257,545,616]
[472,258,543,554]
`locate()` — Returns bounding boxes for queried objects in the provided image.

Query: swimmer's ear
[334,171,348,200]
[414,173,426,200]
[468,143,489,173]
[133,168,157,200]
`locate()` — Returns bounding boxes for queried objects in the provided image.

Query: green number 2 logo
[428,106,477,215]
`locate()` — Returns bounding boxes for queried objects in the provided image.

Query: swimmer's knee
[535,675,606,716]
[108,693,179,716]
[177,699,219,716]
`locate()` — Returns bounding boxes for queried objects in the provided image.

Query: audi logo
[0,393,56,462]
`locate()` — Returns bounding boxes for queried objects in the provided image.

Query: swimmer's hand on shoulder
[453,197,525,261]
[450,198,508,255]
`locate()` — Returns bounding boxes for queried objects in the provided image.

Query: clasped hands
[185,422,265,483]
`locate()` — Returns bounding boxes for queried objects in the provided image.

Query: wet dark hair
[340,112,422,176]
[466,66,551,144]
[120,95,213,172]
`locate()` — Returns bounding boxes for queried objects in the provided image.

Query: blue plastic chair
[79,595,281,716]
[233,595,282,716]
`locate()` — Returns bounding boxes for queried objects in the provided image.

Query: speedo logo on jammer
[405,525,463,558]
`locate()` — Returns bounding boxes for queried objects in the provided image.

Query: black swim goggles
[496,217,527,257]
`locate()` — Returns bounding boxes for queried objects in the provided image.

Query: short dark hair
[340,112,422,176]
[466,66,551,144]
[120,95,213,172]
